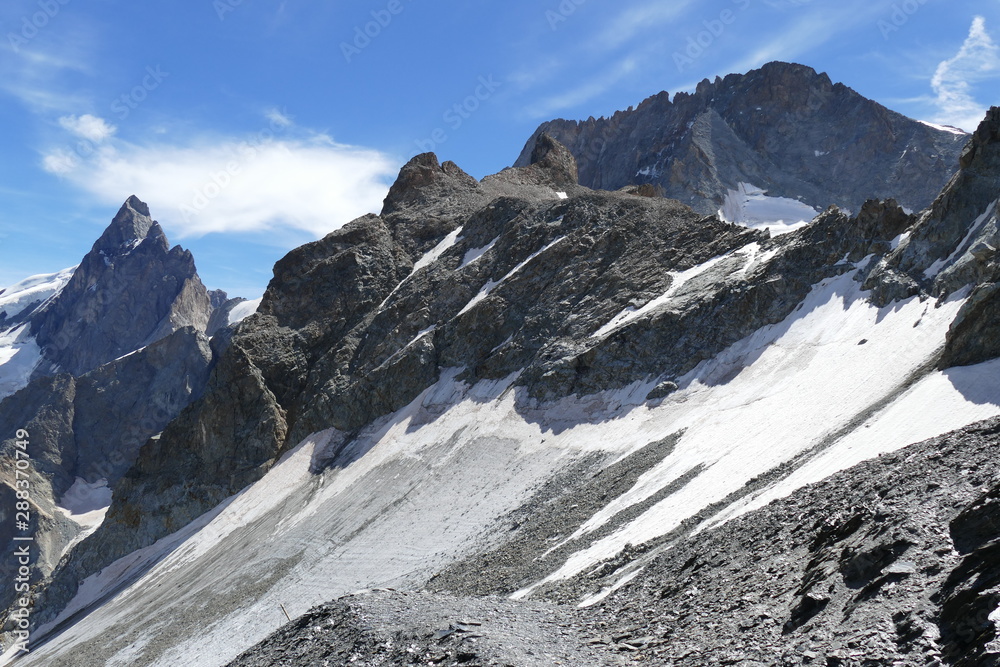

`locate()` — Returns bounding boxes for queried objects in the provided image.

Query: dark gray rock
[869,107,1000,302]
[0,326,213,615]
[581,417,1000,666]
[515,61,967,217]
[29,196,215,377]
[40,135,941,629]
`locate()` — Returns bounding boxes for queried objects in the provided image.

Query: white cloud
[265,108,294,128]
[42,149,78,175]
[43,134,400,238]
[58,114,116,142]
[930,16,1000,132]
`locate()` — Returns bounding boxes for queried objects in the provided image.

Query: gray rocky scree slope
[0,197,239,621]
[226,414,1000,667]
[516,61,968,217]
[31,109,980,638]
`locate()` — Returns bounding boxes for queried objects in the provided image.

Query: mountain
[0,199,249,629]
[28,196,238,378]
[5,93,1000,666]
[515,61,969,227]
[3,63,1000,665]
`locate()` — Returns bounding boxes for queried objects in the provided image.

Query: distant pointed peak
[94,196,164,253]
[124,195,150,217]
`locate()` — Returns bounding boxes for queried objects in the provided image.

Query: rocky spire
[91,195,164,254]
[29,197,214,376]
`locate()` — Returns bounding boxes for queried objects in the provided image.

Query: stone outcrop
[0,326,213,613]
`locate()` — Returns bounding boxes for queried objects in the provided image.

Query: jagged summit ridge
[516,61,968,218]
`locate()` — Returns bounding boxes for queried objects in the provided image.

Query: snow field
[718,182,818,236]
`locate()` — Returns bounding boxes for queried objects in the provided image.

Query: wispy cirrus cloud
[508,0,695,105]
[522,57,640,119]
[929,16,1000,131]
[595,1,694,51]
[0,17,98,114]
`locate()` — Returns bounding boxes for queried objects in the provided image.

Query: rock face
[851,107,1000,366]
[29,196,214,377]
[515,61,967,217]
[11,107,1000,665]
[0,327,213,612]
[32,128,971,638]
[0,197,235,631]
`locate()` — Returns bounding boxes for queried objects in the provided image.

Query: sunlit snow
[719,182,818,236]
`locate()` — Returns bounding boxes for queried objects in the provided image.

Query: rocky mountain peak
[959,105,1000,170]
[92,194,164,254]
[528,133,579,186]
[381,153,481,217]
[28,197,219,376]
[516,61,968,219]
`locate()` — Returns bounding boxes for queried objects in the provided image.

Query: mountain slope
[10,105,1000,666]
[515,61,968,221]
[0,199,247,643]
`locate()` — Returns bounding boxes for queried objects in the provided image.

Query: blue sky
[1,0,999,299]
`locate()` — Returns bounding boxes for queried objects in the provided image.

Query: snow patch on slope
[413,227,463,273]
[457,236,567,316]
[702,354,1000,532]
[719,182,818,236]
[56,478,114,560]
[516,271,992,600]
[592,241,774,338]
[228,298,262,325]
[918,120,969,136]
[0,266,76,322]
[460,236,499,269]
[378,227,464,313]
[0,324,42,400]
